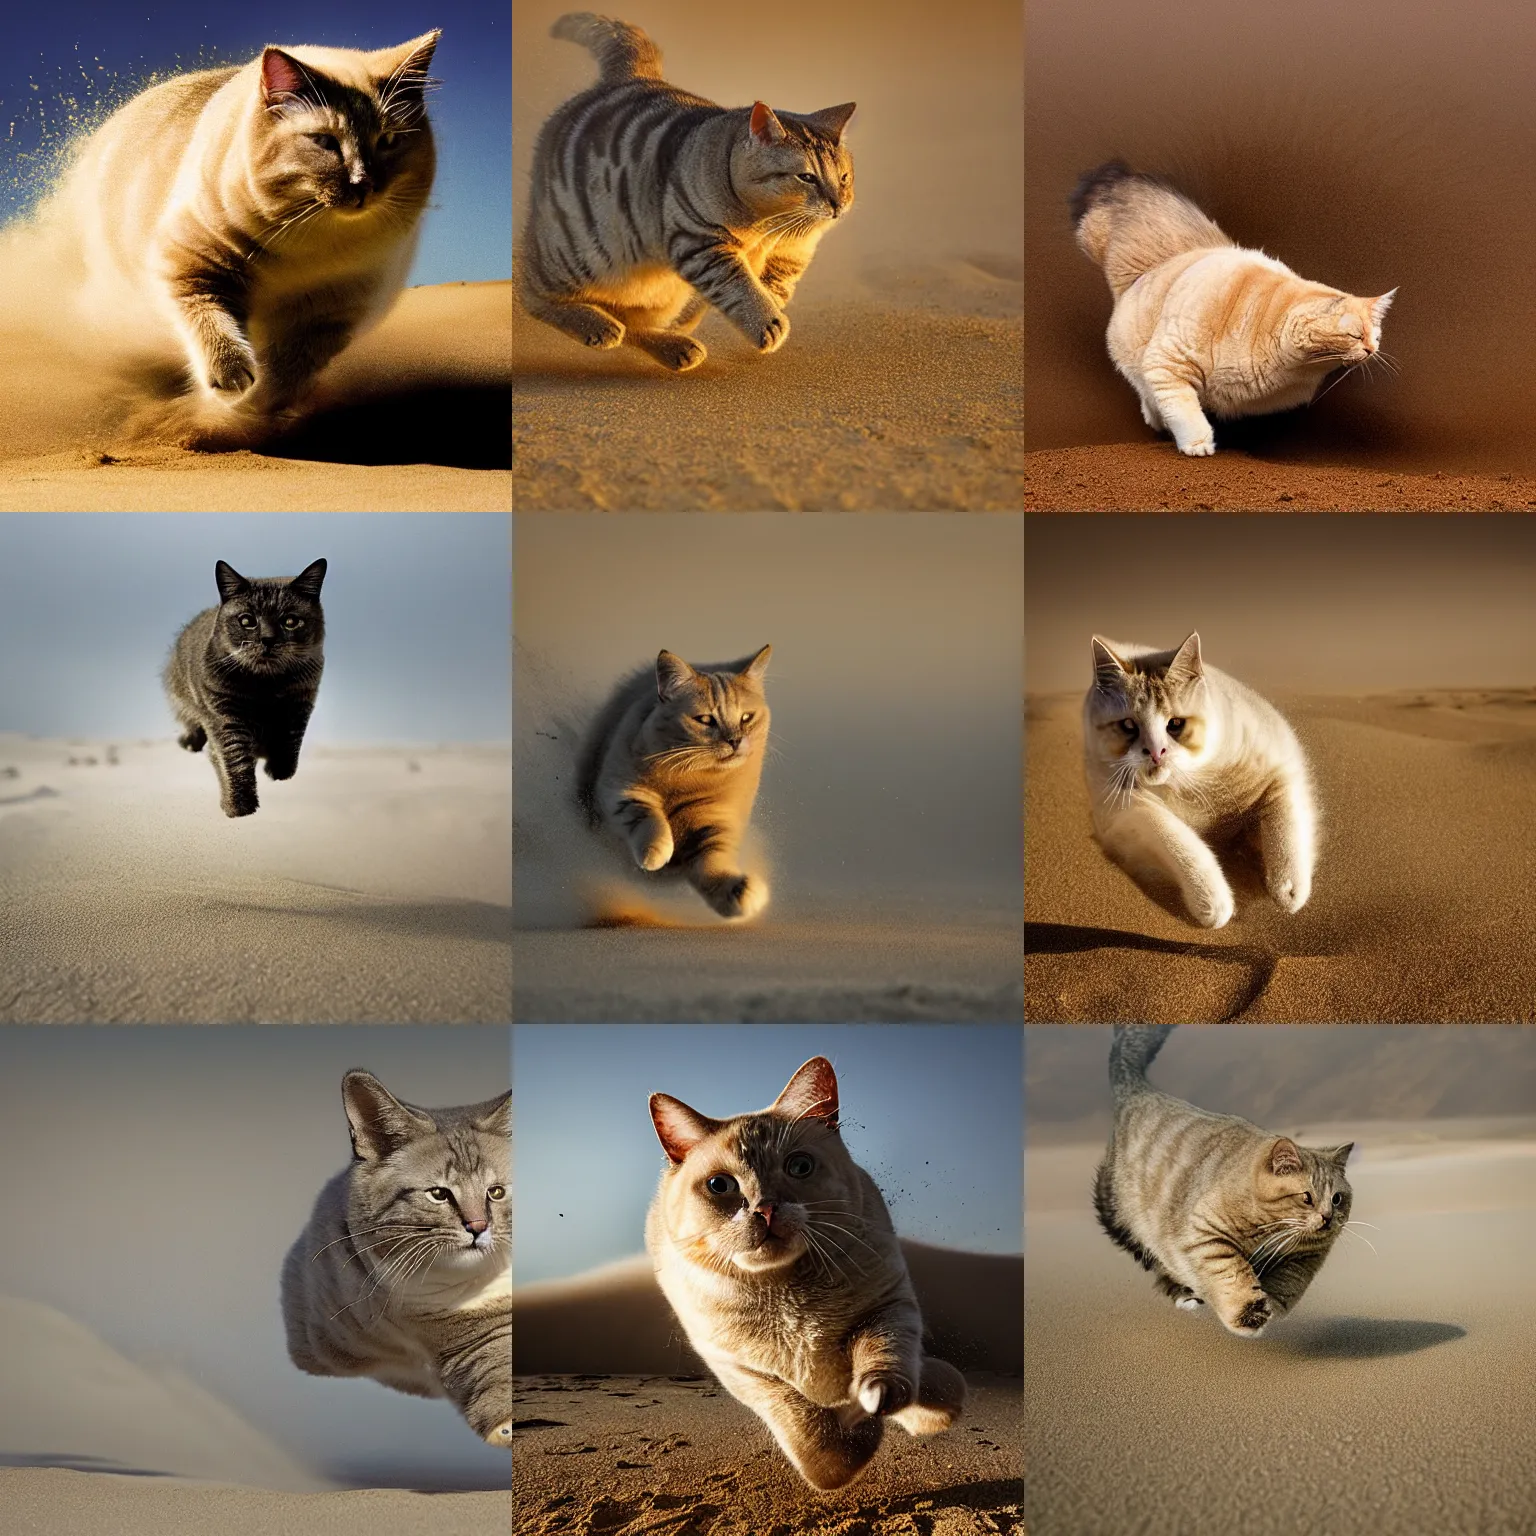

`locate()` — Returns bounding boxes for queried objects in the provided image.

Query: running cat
[1071,162,1395,455]
[1095,1025,1354,1336]
[280,1070,512,1446]
[164,558,326,818]
[646,1056,965,1489]
[521,12,855,371]
[1083,632,1316,928]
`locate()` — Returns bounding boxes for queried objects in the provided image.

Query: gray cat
[164,558,326,817]
[280,1070,512,1446]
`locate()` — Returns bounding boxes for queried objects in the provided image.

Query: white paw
[1177,434,1216,456]
[1175,1296,1204,1311]
[1187,884,1235,929]
[1268,873,1311,914]
[635,828,674,871]
[709,874,769,920]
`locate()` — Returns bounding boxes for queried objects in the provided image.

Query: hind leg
[523,290,625,351]
[178,724,207,753]
[617,298,708,373]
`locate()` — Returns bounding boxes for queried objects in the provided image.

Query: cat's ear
[1166,632,1204,686]
[261,48,315,111]
[1371,289,1397,324]
[288,558,327,601]
[1090,636,1128,691]
[772,1057,839,1128]
[470,1089,511,1134]
[807,103,857,141]
[739,644,772,683]
[650,1093,723,1163]
[656,650,697,701]
[1323,1142,1355,1167]
[215,560,251,604]
[1268,1137,1304,1177]
[342,1070,436,1161]
[750,101,787,146]
[370,30,440,105]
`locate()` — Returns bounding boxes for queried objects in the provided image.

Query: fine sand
[1025,1125,1536,1536]
[0,282,511,511]
[0,733,511,1023]
[1024,690,1536,1022]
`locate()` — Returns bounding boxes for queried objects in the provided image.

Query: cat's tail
[1070,162,1233,299]
[552,12,663,83]
[1108,1025,1176,1101]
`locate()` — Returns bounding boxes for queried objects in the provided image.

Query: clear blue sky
[513,1024,1024,1285]
[0,514,510,744]
[0,1,509,285]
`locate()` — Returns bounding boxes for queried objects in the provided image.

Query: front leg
[676,822,769,919]
[248,315,356,416]
[263,698,316,781]
[759,253,809,307]
[1257,1248,1328,1316]
[674,239,789,352]
[430,1314,512,1448]
[605,786,673,871]
[1186,1234,1272,1336]
[207,720,260,817]
[1258,771,1316,914]
[164,257,257,401]
[1096,800,1235,928]
[1141,361,1215,456]
[846,1301,965,1438]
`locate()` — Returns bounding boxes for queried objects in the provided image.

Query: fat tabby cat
[1072,162,1396,455]
[281,1070,511,1446]
[646,1056,965,1490]
[521,12,855,371]
[577,646,772,919]
[164,558,326,818]
[1095,1026,1355,1336]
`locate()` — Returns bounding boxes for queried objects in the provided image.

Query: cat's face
[644,646,772,768]
[1251,1137,1354,1252]
[253,33,438,221]
[343,1071,511,1280]
[1087,634,1210,790]
[213,558,326,675]
[1286,289,1395,366]
[650,1057,859,1278]
[736,104,856,227]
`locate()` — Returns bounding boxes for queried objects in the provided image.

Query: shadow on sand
[1273,1316,1467,1360]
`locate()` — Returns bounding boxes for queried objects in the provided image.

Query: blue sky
[513,1024,1024,1285]
[0,513,510,743]
[0,0,509,285]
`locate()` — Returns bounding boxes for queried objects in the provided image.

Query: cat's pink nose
[1144,745,1165,762]
[463,1217,489,1235]
[753,1200,777,1228]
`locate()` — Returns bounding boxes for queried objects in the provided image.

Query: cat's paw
[485,1419,512,1447]
[1185,883,1235,929]
[633,826,674,871]
[755,310,790,353]
[204,337,258,398]
[1227,1295,1273,1336]
[1174,1294,1205,1311]
[263,758,297,781]
[854,1371,914,1418]
[646,334,707,372]
[177,728,206,753]
[577,311,624,349]
[706,873,769,920]
[1178,435,1216,456]
[222,795,258,819]
[1267,871,1311,914]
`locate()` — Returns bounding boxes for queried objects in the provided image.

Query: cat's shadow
[1268,1316,1466,1359]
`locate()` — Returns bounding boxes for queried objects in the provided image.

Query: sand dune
[0,734,511,1023]
[1025,691,1536,1022]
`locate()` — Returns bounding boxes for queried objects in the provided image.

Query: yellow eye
[428,1187,451,1202]
[487,1185,506,1200]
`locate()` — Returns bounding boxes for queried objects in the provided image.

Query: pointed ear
[649,1093,722,1164]
[215,560,251,603]
[739,644,772,683]
[261,47,313,109]
[750,101,787,145]
[1268,1137,1303,1177]
[807,102,857,140]
[1325,1142,1355,1167]
[1090,636,1128,691]
[656,650,697,701]
[342,1070,436,1161]
[470,1088,511,1134]
[1166,632,1203,686]
[288,558,327,601]
[371,29,440,113]
[772,1057,839,1127]
[1372,289,1396,324]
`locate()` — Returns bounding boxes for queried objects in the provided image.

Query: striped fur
[163,558,327,818]
[1095,1026,1354,1337]
[521,12,855,371]
[577,646,773,919]
[1071,161,1395,454]
[1083,633,1316,929]
[280,1071,511,1446]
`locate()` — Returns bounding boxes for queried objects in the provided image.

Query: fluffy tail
[552,12,663,83]
[1108,1025,1175,1102]
[1070,162,1233,299]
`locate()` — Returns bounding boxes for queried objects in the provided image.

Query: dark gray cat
[164,558,327,817]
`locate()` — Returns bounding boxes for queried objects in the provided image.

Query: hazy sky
[0,0,509,286]
[513,1024,1024,1286]
[0,513,510,742]
[0,1026,512,1490]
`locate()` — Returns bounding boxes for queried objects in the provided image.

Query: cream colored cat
[1083,633,1316,928]
[1072,162,1395,455]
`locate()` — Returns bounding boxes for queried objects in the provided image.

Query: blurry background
[514,1023,1023,1284]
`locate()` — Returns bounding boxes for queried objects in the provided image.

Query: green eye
[428,1187,451,1202]
[785,1153,814,1178]
[487,1185,506,1201]
[238,615,256,629]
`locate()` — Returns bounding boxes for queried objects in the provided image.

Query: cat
[280,1070,511,1447]
[1094,1025,1354,1337]
[43,31,439,438]
[520,12,855,371]
[576,646,773,919]
[1071,161,1395,455]
[1082,632,1316,929]
[645,1056,966,1490]
[164,558,327,818]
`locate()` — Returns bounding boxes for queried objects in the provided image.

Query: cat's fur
[1082,632,1316,928]
[45,32,438,435]
[164,558,327,818]
[281,1070,511,1446]
[1095,1026,1354,1337]
[521,12,855,371]
[645,1057,965,1490]
[577,646,773,919]
[1071,162,1395,455]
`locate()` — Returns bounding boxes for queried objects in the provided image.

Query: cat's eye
[378,131,399,149]
[309,133,341,153]
[1331,1192,1343,1208]
[282,617,301,629]
[487,1185,506,1201]
[785,1153,815,1178]
[694,714,716,726]
[1167,718,1186,736]
[238,615,257,629]
[1302,1192,1314,1205]
[705,1173,738,1196]
[740,712,754,725]
[427,1187,452,1202]
[796,173,817,183]
[1117,719,1137,736]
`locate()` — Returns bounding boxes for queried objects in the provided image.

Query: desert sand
[0,733,511,1022]
[0,282,511,511]
[1025,690,1536,1022]
[1025,1125,1536,1536]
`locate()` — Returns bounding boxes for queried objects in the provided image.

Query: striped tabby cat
[280,1070,512,1446]
[577,646,773,919]
[164,558,327,818]
[1095,1026,1354,1337]
[521,12,855,371]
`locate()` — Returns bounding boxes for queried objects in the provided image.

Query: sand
[1025,1126,1536,1536]
[0,282,511,511]
[1024,690,1536,1022]
[0,733,511,1023]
